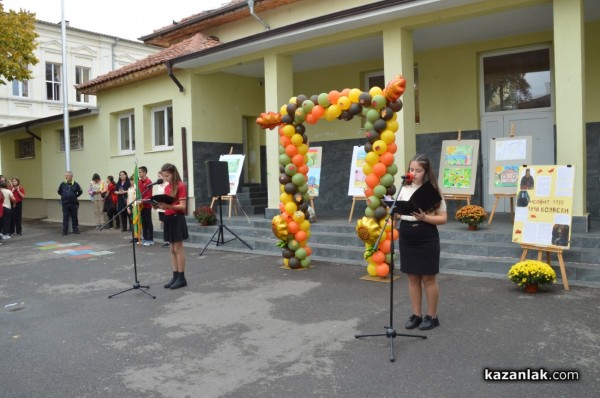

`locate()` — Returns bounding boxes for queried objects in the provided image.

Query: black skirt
[163,213,189,242]
[398,220,440,275]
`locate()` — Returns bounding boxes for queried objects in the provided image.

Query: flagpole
[61,0,70,170]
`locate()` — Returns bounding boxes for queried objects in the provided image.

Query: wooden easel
[309,196,317,221]
[210,147,238,218]
[442,129,473,206]
[520,244,569,290]
[348,196,366,222]
[488,125,517,225]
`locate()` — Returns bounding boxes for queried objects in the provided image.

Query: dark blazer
[58,181,83,205]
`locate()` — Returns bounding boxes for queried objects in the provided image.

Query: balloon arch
[256,75,407,277]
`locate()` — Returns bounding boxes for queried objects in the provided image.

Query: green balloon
[300,258,312,268]
[279,145,286,155]
[366,108,380,123]
[297,183,308,194]
[318,93,330,108]
[285,163,298,176]
[288,239,300,251]
[372,95,387,110]
[292,173,306,186]
[373,184,387,198]
[367,195,381,209]
[385,253,392,264]
[363,121,374,131]
[364,207,375,218]
[380,173,394,187]
[279,154,291,166]
[387,163,398,175]
[302,100,315,113]
[295,248,307,260]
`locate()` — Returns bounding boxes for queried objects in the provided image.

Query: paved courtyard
[1,220,598,397]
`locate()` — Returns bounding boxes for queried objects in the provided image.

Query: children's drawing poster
[438,140,479,195]
[348,146,367,196]
[489,136,532,194]
[219,154,245,195]
[307,147,322,197]
[512,165,575,249]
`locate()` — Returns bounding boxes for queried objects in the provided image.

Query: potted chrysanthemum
[455,205,488,230]
[193,206,217,226]
[508,260,557,293]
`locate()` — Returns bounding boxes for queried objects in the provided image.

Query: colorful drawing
[445,145,474,166]
[493,165,519,187]
[443,168,472,189]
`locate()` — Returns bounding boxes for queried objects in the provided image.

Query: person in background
[57,171,83,235]
[397,154,447,331]
[10,177,25,236]
[0,190,3,245]
[138,166,154,246]
[126,175,138,243]
[115,171,130,232]
[105,175,118,230]
[0,180,15,239]
[154,171,169,248]
[156,163,189,290]
[89,173,106,229]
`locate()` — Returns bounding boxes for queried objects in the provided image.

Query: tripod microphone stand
[355,180,426,362]
[199,195,252,255]
[103,185,156,299]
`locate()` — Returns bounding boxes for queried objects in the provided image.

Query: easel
[519,244,569,290]
[442,130,472,207]
[309,195,317,221]
[348,196,366,222]
[210,147,239,218]
[488,125,517,225]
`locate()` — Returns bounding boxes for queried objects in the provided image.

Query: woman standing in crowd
[0,180,15,239]
[154,171,170,248]
[89,173,106,229]
[397,154,447,331]
[115,171,130,232]
[105,175,119,230]
[10,177,25,236]
[157,163,189,290]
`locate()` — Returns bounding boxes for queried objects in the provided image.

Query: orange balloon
[312,105,324,118]
[372,250,385,264]
[380,152,394,166]
[288,221,299,234]
[387,142,398,154]
[304,246,312,256]
[341,88,351,97]
[364,188,374,197]
[380,239,392,254]
[388,228,399,241]
[306,114,317,124]
[376,263,389,277]
[295,230,307,242]
[298,164,309,175]
[285,144,298,157]
[365,174,380,188]
[372,162,387,177]
[292,154,305,167]
[328,90,341,105]
[279,202,285,213]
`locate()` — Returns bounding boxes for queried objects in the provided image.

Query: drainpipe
[166,61,185,92]
[112,37,120,70]
[247,0,270,31]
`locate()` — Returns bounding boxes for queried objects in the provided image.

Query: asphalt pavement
[1,220,598,397]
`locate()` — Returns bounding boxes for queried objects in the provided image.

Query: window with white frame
[152,105,173,148]
[75,66,91,103]
[12,79,29,97]
[15,138,35,159]
[46,62,62,101]
[59,126,84,151]
[119,113,135,153]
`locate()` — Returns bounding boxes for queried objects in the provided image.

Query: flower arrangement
[455,205,488,226]
[193,206,217,225]
[508,260,557,288]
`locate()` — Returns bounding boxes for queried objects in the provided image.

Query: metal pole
[61,0,70,170]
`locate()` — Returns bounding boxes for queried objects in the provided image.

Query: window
[483,48,551,112]
[46,62,62,101]
[59,126,84,151]
[152,106,173,148]
[75,66,91,103]
[15,138,35,159]
[119,113,135,152]
[12,79,29,97]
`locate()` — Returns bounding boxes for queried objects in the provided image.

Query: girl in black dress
[397,154,447,330]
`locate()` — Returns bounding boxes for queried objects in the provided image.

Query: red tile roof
[76,33,220,94]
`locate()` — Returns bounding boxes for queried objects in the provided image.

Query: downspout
[166,61,185,92]
[26,125,42,141]
[247,0,270,31]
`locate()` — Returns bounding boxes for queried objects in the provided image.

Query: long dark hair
[107,176,115,184]
[92,173,101,182]
[161,163,182,197]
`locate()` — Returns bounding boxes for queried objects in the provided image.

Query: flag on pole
[132,163,142,243]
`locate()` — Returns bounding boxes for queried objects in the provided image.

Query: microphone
[148,178,164,187]
[401,172,414,184]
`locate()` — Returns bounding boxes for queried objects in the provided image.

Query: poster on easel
[219,154,245,195]
[512,165,575,249]
[438,140,479,195]
[306,147,322,197]
[348,146,366,196]
[489,136,533,194]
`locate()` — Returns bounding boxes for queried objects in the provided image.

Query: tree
[0,3,39,84]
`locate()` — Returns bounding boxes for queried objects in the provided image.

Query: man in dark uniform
[58,171,83,235]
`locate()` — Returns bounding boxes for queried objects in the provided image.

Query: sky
[1,0,230,41]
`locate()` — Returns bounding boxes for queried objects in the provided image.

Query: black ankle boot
[164,271,178,289]
[170,272,187,290]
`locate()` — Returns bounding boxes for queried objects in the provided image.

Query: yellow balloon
[282,124,295,137]
[300,220,310,231]
[373,140,388,155]
[349,88,362,103]
[297,143,308,155]
[365,151,380,166]
[291,133,304,146]
[280,192,293,203]
[284,201,297,214]
[280,104,288,115]
[293,210,306,223]
[380,130,395,144]
[386,120,399,132]
[369,86,384,97]
[367,263,378,276]
[362,163,373,176]
[326,104,342,119]
[338,96,351,110]
[289,96,297,104]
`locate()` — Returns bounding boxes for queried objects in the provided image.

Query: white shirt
[1,188,15,209]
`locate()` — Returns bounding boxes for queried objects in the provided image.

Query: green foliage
[193,206,217,225]
[0,4,39,84]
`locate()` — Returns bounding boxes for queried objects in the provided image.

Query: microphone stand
[354,177,426,362]
[106,184,156,299]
